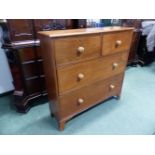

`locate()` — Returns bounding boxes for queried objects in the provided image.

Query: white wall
[0,27,14,94]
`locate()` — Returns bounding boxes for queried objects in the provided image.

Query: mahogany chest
[39,26,133,130]
[2,19,86,112]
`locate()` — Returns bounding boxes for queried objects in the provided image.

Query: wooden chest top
[38,26,134,38]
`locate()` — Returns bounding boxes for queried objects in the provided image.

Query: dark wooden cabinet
[128,30,141,66]
[7,19,35,41]
[121,19,141,66]
[5,45,47,112]
[33,19,67,38]
[2,19,87,112]
[137,34,155,66]
[71,19,87,28]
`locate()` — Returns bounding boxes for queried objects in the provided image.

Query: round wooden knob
[78,73,84,80]
[116,40,122,46]
[78,98,84,104]
[113,62,118,68]
[110,84,115,90]
[77,46,85,53]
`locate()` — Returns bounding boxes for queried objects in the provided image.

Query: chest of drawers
[39,27,133,130]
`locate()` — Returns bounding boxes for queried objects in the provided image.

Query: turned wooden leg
[58,121,65,131]
[114,93,121,100]
[116,95,121,100]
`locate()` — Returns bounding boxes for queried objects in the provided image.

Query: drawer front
[102,31,133,55]
[21,61,44,78]
[25,78,41,95]
[22,63,38,78]
[57,52,128,93]
[59,74,124,119]
[54,34,101,65]
[18,48,36,62]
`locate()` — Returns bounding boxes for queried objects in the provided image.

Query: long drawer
[58,74,124,119]
[57,52,128,93]
[54,34,101,65]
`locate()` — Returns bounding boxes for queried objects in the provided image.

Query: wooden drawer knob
[78,73,85,80]
[78,98,84,104]
[115,40,122,46]
[110,84,115,90]
[77,46,85,53]
[113,62,118,69]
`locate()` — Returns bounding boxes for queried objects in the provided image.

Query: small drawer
[18,47,36,62]
[22,63,38,78]
[38,61,44,75]
[102,31,133,55]
[58,74,124,119]
[25,78,41,95]
[36,46,43,59]
[40,76,46,91]
[54,34,101,65]
[57,52,128,93]
[21,60,44,78]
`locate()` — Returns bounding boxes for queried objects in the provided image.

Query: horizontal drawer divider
[25,76,39,80]
[25,74,45,81]
[21,59,43,65]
